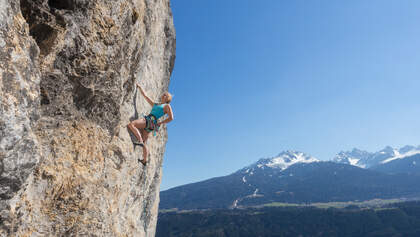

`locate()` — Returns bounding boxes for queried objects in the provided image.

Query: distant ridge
[160,147,420,210]
[332,145,420,168]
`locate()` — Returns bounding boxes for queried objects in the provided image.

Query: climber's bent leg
[131,117,147,129]
[141,129,150,144]
[142,144,148,163]
[139,130,150,163]
[127,118,146,144]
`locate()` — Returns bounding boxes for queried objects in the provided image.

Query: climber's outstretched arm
[136,83,155,106]
[158,104,174,126]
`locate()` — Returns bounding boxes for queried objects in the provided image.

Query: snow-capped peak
[332,148,371,168]
[378,146,399,156]
[381,149,420,164]
[255,151,318,170]
[333,145,420,168]
[399,145,417,154]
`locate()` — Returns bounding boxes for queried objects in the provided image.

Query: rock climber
[127,83,174,166]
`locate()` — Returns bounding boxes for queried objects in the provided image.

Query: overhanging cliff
[0,0,175,236]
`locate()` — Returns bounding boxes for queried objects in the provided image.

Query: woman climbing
[127,83,174,166]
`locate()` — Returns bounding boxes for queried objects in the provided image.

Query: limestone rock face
[0,0,175,236]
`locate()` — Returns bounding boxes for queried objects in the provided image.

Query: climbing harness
[143,103,166,136]
[144,114,160,136]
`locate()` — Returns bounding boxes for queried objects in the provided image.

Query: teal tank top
[150,104,166,119]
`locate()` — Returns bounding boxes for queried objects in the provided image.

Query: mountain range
[160,146,420,210]
[333,145,420,168]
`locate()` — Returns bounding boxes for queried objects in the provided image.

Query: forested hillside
[157,201,420,237]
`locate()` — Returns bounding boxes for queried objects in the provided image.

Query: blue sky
[161,0,420,191]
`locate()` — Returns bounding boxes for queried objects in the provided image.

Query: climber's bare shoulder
[164,104,174,120]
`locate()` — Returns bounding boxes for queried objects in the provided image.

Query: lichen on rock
[0,0,175,236]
